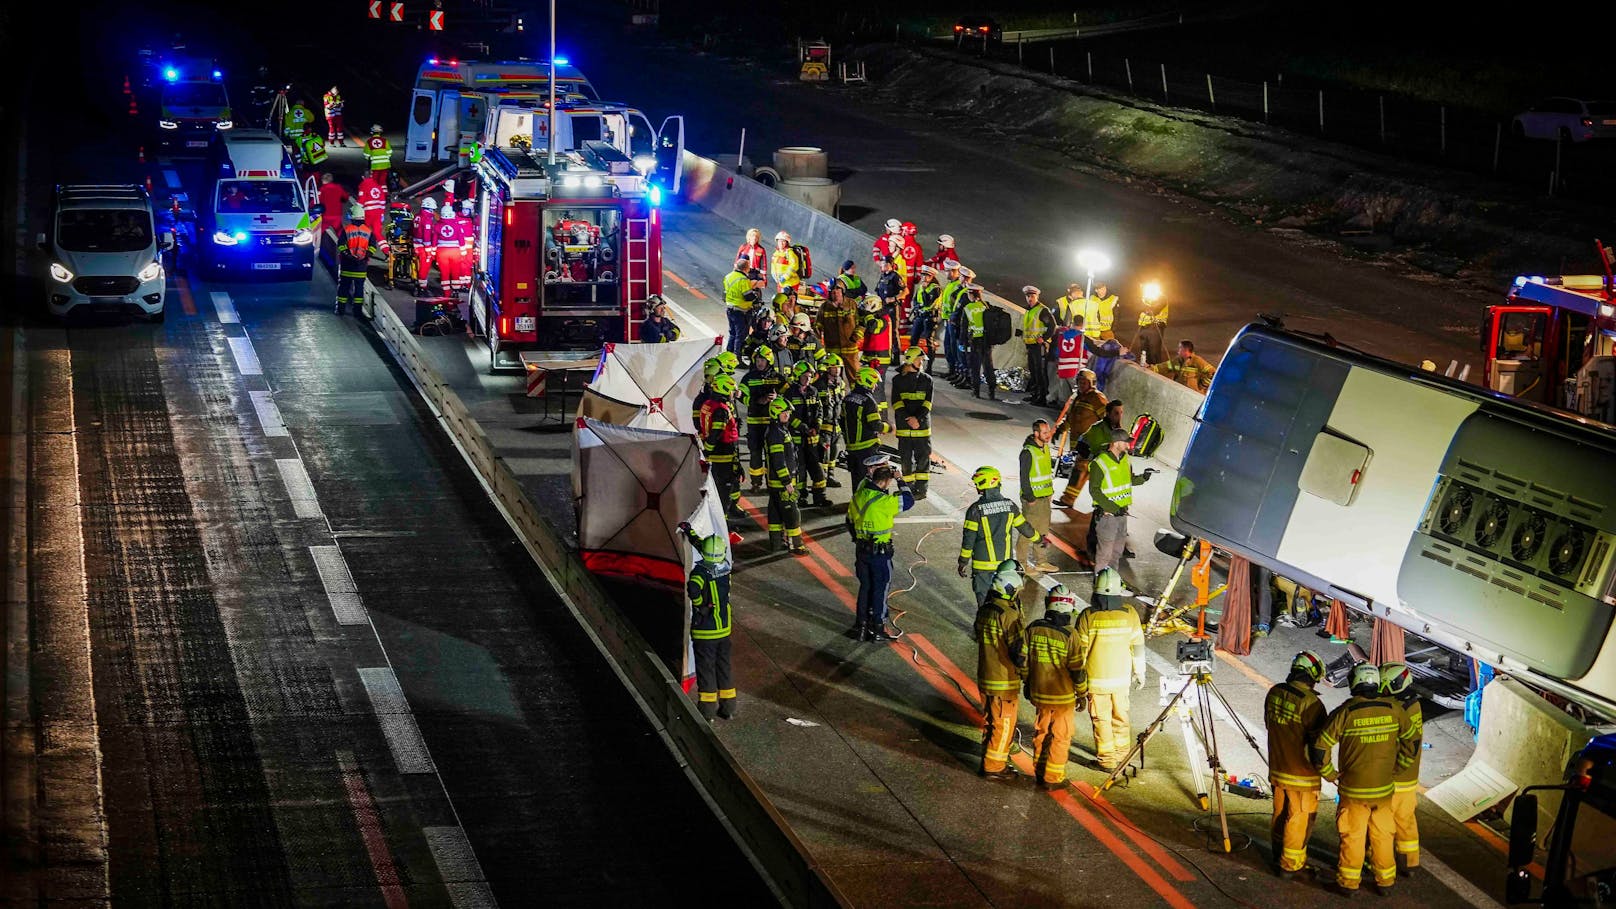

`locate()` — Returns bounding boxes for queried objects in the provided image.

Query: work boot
[1034,561,1059,573]
[1325,881,1358,899]
[1395,856,1418,877]
[716,698,738,720]
[698,699,719,721]
[988,387,997,401]
[750,480,765,494]
[812,493,831,508]
[979,765,1019,782]
[867,625,897,642]
[847,624,867,640]
[972,387,981,399]
[770,531,785,551]
[912,481,928,500]
[1036,777,1067,790]
[825,475,842,488]
[789,542,810,556]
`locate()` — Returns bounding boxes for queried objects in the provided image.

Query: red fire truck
[1483,244,1616,423]
[470,139,664,371]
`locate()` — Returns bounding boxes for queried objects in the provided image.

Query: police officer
[891,346,934,499]
[700,373,743,518]
[960,466,1039,606]
[814,350,846,489]
[722,260,765,357]
[677,523,737,720]
[1074,567,1145,771]
[1023,584,1086,788]
[740,346,782,493]
[335,207,372,316]
[938,260,969,380]
[1265,650,1328,878]
[975,560,1026,781]
[1021,285,1055,405]
[962,286,996,400]
[840,366,889,489]
[1380,662,1423,876]
[1313,663,1416,897]
[783,360,829,507]
[765,397,808,555]
[847,454,914,642]
[1089,427,1156,571]
[1018,419,1059,574]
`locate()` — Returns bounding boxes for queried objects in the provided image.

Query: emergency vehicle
[405,57,598,164]
[201,130,316,277]
[155,59,232,153]
[468,138,664,371]
[1484,250,1616,423]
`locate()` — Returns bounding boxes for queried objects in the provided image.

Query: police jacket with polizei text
[1312,695,1416,803]
[959,488,1036,571]
[974,593,1025,696]
[740,366,781,425]
[1073,596,1145,694]
[688,564,732,640]
[764,422,798,489]
[1022,615,1086,707]
[840,387,887,451]
[1392,695,1423,790]
[912,281,942,318]
[890,369,933,436]
[1264,679,1328,790]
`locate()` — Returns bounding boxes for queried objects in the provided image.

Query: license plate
[186,140,208,148]
[253,262,280,270]
[514,316,536,332]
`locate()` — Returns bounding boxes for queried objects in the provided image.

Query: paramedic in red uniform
[413,197,439,281]
[316,173,349,235]
[898,222,924,299]
[357,172,387,247]
[435,213,469,293]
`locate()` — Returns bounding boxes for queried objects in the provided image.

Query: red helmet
[900,221,917,236]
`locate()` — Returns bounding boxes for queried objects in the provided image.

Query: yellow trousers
[1270,784,1320,872]
[981,694,1019,772]
[1087,691,1131,768]
[1336,798,1396,890]
[1032,704,1076,783]
[1391,787,1419,867]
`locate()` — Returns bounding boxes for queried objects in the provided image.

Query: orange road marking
[664,269,707,300]
[1048,788,1199,909]
[1072,782,1196,882]
[175,274,198,316]
[1214,649,1277,689]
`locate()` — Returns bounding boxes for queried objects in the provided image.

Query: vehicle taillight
[979,25,990,31]
[505,206,512,226]
[500,316,510,337]
[1583,117,1595,127]
[954,24,964,31]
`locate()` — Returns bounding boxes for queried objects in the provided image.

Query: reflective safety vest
[722,269,755,311]
[1084,293,1118,339]
[688,565,732,640]
[938,280,966,319]
[1022,303,1053,344]
[848,480,904,543]
[1089,450,1134,513]
[964,298,986,338]
[836,272,867,298]
[1314,696,1411,803]
[960,490,1033,572]
[339,224,372,277]
[770,247,802,288]
[1022,441,1054,499]
[1054,295,1085,328]
[1074,601,1145,694]
[298,134,327,166]
[284,104,313,134]
[364,135,392,171]
[1055,330,1085,378]
[912,282,941,318]
[1138,300,1169,326]
[323,90,343,117]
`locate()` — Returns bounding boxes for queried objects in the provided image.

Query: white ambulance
[202,129,315,278]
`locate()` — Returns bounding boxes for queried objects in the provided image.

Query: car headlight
[50,262,74,283]
[212,230,243,246]
[216,120,233,130]
[291,228,314,246]
[159,119,179,130]
[137,261,164,283]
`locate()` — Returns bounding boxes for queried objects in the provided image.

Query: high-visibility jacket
[815,372,844,437]
[364,135,393,171]
[1022,616,1085,707]
[1392,695,1423,792]
[840,387,886,454]
[1084,293,1118,339]
[1137,298,1169,327]
[1054,295,1085,328]
[836,272,867,299]
[938,280,967,319]
[297,133,328,166]
[1154,353,1216,392]
[848,479,911,544]
[1019,436,1054,500]
[890,369,932,438]
[1055,329,1085,377]
[284,103,314,135]
[912,282,942,319]
[736,241,767,273]
[960,489,1036,572]
[1089,450,1145,514]
[322,89,343,118]
[1059,390,1110,444]
[1022,303,1054,344]
[1079,418,1116,460]
[688,564,732,640]
[739,366,781,425]
[770,246,803,289]
[1314,696,1414,803]
[722,268,756,312]
[1264,680,1328,790]
[698,397,739,461]
[1073,598,1145,694]
[339,224,373,277]
[861,310,895,363]
[787,332,822,362]
[964,298,986,338]
[974,593,1025,696]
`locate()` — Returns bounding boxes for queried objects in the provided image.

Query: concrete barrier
[1103,362,1203,470]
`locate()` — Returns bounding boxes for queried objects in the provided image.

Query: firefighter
[322,85,346,146]
[740,345,782,493]
[891,346,934,499]
[959,466,1039,606]
[1084,281,1119,349]
[700,374,743,519]
[859,294,896,378]
[722,260,764,357]
[316,172,350,235]
[741,310,778,369]
[764,397,808,555]
[1152,338,1216,392]
[840,366,889,489]
[283,97,315,139]
[1023,584,1085,788]
[818,284,863,375]
[814,350,846,489]
[847,453,913,642]
[1313,663,1416,896]
[335,208,372,316]
[364,124,393,182]
[909,266,943,373]
[975,560,1027,781]
[1265,650,1329,878]
[1380,662,1423,876]
[1074,567,1146,772]
[677,523,737,720]
[413,197,439,282]
[784,360,829,507]
[1018,419,1059,573]
[643,295,681,343]
[961,285,996,400]
[1054,375,1112,510]
[357,171,387,251]
[1089,427,1156,572]
[770,231,804,299]
[1021,285,1055,405]
[786,312,822,362]
[736,227,767,273]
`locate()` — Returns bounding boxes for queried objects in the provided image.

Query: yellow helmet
[902,346,925,365]
[710,374,737,397]
[752,346,775,365]
[971,466,1002,490]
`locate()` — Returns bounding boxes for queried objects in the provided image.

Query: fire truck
[1483,244,1616,423]
[468,138,664,371]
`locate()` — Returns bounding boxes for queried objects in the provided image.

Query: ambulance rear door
[406,89,438,163]
[435,90,460,161]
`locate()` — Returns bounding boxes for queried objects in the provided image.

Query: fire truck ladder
[625,215,651,341]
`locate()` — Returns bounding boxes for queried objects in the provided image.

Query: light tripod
[1099,642,1268,853]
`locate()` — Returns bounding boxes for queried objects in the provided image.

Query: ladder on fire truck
[625,215,651,342]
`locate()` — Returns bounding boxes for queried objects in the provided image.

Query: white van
[202,129,315,277]
[40,185,171,322]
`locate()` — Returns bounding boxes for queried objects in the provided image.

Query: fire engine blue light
[649,184,662,207]
[553,56,569,65]
[212,69,222,79]
[164,67,179,81]
[428,57,438,64]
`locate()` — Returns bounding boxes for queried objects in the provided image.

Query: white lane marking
[359,668,437,774]
[162,169,182,190]
[424,827,498,908]
[309,546,367,625]
[661,295,717,339]
[1419,853,1506,909]
[275,458,323,518]
[248,390,288,437]
[211,291,239,324]
[228,336,262,375]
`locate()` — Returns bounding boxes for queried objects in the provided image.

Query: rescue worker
[974,560,1027,781]
[722,259,764,358]
[1021,285,1055,405]
[1380,662,1423,876]
[847,454,913,642]
[909,266,943,373]
[938,261,969,380]
[897,222,924,301]
[891,347,934,499]
[322,85,346,146]
[840,366,889,488]
[434,202,470,295]
[962,285,996,399]
[836,259,868,299]
[860,295,897,380]
[1084,282,1119,350]
[1153,339,1216,392]
[736,227,767,273]
[1090,427,1156,571]
[770,231,804,299]
[874,256,904,308]
[1050,316,1087,405]
[1313,663,1415,897]
[1017,419,1059,573]
[412,197,439,281]
[814,350,846,488]
[960,466,1039,606]
[316,172,350,235]
[295,130,328,172]
[700,373,743,518]
[364,124,393,183]
[1054,283,1086,329]
[357,171,387,251]
[283,97,315,139]
[741,346,782,493]
[1133,285,1170,366]
[335,207,372,316]
[1074,567,1146,772]
[783,360,829,507]
[1265,650,1329,878]
[1023,584,1085,788]
[456,199,477,265]
[677,523,737,720]
[694,358,726,431]
[786,312,821,362]
[926,233,959,271]
[643,295,681,343]
[872,218,901,266]
[764,397,809,555]
[818,284,863,375]
[1054,375,1112,510]
[741,310,778,368]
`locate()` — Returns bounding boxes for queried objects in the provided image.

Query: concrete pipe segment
[773,146,829,180]
[776,177,841,216]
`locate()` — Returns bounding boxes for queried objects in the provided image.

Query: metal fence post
[1018,35,1024,65]
[1493,123,1502,172]
[1262,81,1269,123]
[1125,58,1134,94]
[1161,63,1169,102]
[1207,74,1216,111]
[1318,90,1324,132]
[1087,51,1093,82]
[1050,46,1055,72]
[1378,96,1385,144]
[1440,106,1447,155]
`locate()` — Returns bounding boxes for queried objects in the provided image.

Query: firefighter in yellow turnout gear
[974,561,1027,781]
[1074,567,1145,771]
[1264,650,1328,877]
[677,524,737,720]
[1021,585,1086,787]
[1380,662,1422,875]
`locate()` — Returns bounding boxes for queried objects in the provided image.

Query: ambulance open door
[406,90,437,164]
[658,116,685,193]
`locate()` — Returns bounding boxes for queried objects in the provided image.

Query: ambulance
[154,59,233,154]
[406,57,598,164]
[200,129,316,278]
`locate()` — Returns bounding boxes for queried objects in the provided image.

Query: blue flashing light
[233,231,247,242]
[163,67,179,81]
[428,57,438,64]
[648,184,662,207]
[553,56,569,66]
[212,69,222,79]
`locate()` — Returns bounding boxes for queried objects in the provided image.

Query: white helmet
[774,230,791,243]
[938,234,955,248]
[791,312,812,329]
[442,178,456,195]
[370,123,384,135]
[884,218,901,233]
[461,200,474,215]
[421,197,438,211]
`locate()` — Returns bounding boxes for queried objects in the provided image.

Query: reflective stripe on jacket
[960,489,1034,571]
[1265,680,1327,790]
[1023,617,1084,706]
[688,565,732,640]
[890,370,933,438]
[974,594,1025,695]
[1314,696,1413,803]
[1089,451,1135,513]
[1073,601,1144,693]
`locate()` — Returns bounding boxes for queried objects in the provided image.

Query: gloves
[1322,770,1339,783]
[1133,673,1147,691]
[957,558,970,578]
[677,521,692,534]
[1141,468,1158,482]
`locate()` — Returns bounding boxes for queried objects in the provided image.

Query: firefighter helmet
[710,373,737,397]
[901,221,917,236]
[752,346,775,365]
[860,295,882,313]
[1045,584,1077,614]
[815,349,841,368]
[1350,663,1382,694]
[346,205,364,223]
[791,360,818,380]
[991,560,1024,597]
[855,366,881,389]
[1380,662,1414,696]
[768,397,792,419]
[703,358,725,380]
[700,533,727,563]
[1290,650,1325,683]
[1077,367,1098,385]
[971,466,1002,490]
[717,351,740,371]
[370,124,383,135]
[902,346,925,365]
[791,312,812,330]
[421,197,438,211]
[1093,567,1126,597]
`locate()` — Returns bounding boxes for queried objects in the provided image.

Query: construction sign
[427,9,443,30]
[367,0,380,17]
[388,2,403,21]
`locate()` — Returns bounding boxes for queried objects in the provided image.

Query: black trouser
[898,433,930,487]
[969,338,995,393]
[693,637,734,719]
[336,268,366,312]
[767,487,801,548]
[711,457,741,513]
[845,443,877,488]
[1025,344,1048,400]
[797,438,826,497]
[746,423,768,484]
[1133,323,1167,366]
[1253,563,1275,629]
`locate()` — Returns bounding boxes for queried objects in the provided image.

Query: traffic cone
[137,146,145,164]
[128,97,138,116]
[144,177,152,193]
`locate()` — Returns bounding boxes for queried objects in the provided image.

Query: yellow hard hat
[971,466,1002,490]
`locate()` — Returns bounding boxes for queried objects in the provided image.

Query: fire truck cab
[469,141,664,372]
[1484,270,1616,423]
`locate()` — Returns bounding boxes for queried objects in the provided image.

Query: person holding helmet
[1090,426,1156,571]
[335,206,374,316]
[813,350,846,488]
[740,346,783,493]
[1022,584,1086,788]
[676,523,738,720]
[847,452,914,642]
[1054,376,1113,510]
[770,231,805,298]
[412,196,439,280]
[1265,650,1329,878]
[891,346,934,499]
[1312,663,1415,897]
[909,266,943,372]
[927,234,959,272]
[1074,567,1146,772]
[764,397,809,555]
[699,373,743,518]
[974,560,1028,781]
[960,466,1039,606]
[840,366,890,488]
[1380,662,1423,876]
[722,259,765,357]
[783,360,829,507]
[787,312,822,361]
[736,227,768,273]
